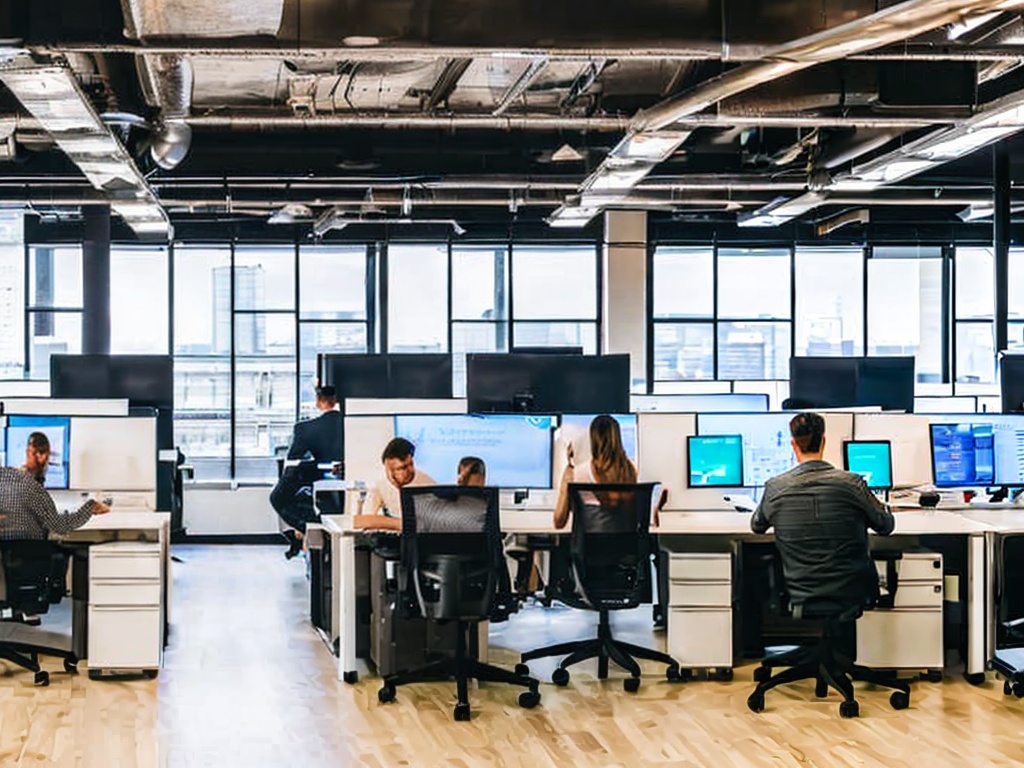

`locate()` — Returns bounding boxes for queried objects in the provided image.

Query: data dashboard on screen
[843,440,893,490]
[394,414,555,488]
[687,435,743,487]
[697,413,794,487]
[4,415,71,490]
[929,413,1024,487]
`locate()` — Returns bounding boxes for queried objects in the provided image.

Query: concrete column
[602,210,648,392]
[82,205,111,354]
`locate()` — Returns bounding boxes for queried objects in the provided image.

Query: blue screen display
[394,414,555,488]
[930,414,1024,487]
[5,415,71,490]
[687,435,743,487]
[558,414,637,461]
[844,441,893,489]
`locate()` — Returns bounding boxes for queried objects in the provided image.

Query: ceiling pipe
[136,52,194,169]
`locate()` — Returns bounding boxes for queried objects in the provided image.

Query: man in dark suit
[271,386,343,558]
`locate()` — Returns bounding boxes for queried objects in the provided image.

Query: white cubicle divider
[630,393,771,413]
[636,413,724,511]
[344,415,395,494]
[0,380,50,398]
[852,412,932,487]
[0,398,130,416]
[977,395,1002,413]
[651,381,732,395]
[345,398,466,416]
[69,416,157,493]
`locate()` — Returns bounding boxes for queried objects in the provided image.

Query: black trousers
[270,481,317,534]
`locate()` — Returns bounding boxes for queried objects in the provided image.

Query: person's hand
[91,500,111,515]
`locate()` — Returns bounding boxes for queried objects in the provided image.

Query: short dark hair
[381,437,415,462]
[316,385,338,404]
[458,456,486,476]
[789,412,825,454]
[27,432,50,453]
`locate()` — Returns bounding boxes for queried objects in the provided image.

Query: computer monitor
[789,358,858,410]
[1000,353,1024,414]
[843,440,893,490]
[394,414,555,488]
[558,414,638,462]
[929,414,1024,487]
[697,412,795,487]
[687,435,744,488]
[5,415,71,490]
[857,357,915,413]
[50,354,173,408]
[386,355,453,399]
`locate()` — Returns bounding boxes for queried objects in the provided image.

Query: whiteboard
[69,417,157,491]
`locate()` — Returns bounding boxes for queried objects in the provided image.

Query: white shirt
[365,470,437,516]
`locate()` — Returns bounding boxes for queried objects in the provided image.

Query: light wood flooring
[0,544,1022,767]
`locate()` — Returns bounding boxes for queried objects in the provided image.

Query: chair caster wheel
[747,692,765,713]
[1013,682,1024,699]
[839,700,859,718]
[143,670,158,680]
[378,685,396,704]
[515,663,530,677]
[716,668,733,682]
[753,666,771,683]
[924,669,943,684]
[34,671,49,687]
[552,668,570,687]
[890,691,910,710]
[518,690,541,709]
[454,703,471,721]
[623,677,641,693]
[666,666,683,683]
[1004,680,1013,696]
[964,672,986,686]
[343,671,358,685]
[63,658,78,674]
[815,678,829,699]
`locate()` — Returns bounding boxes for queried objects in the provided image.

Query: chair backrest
[0,541,68,616]
[567,482,660,610]
[399,485,508,621]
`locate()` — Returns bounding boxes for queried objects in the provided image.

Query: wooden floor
[0,545,1022,767]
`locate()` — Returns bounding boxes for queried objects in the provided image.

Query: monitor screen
[697,413,795,487]
[558,414,638,462]
[929,414,1024,486]
[318,354,389,400]
[394,414,555,488]
[5,415,71,490]
[1001,354,1024,414]
[687,435,744,488]
[386,355,453,399]
[843,440,893,490]
[789,357,858,409]
[857,357,915,413]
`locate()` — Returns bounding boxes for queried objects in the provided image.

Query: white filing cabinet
[857,551,945,674]
[666,551,735,674]
[87,541,163,677]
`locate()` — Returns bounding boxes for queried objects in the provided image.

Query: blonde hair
[589,415,636,484]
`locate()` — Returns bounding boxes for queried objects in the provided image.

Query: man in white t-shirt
[357,437,436,521]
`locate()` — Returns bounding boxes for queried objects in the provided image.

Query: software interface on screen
[697,413,794,487]
[4,416,71,490]
[687,435,744,487]
[394,414,555,488]
[843,441,893,490]
[558,414,638,461]
[930,414,1024,487]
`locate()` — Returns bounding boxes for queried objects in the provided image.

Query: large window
[0,214,24,378]
[27,245,83,379]
[387,244,449,354]
[451,245,508,396]
[110,247,169,354]
[794,247,864,357]
[652,247,714,382]
[954,247,995,384]
[867,248,944,384]
[510,245,598,353]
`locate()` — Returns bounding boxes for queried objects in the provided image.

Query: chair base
[0,642,78,687]
[749,639,911,717]
[379,620,541,720]
[520,608,681,690]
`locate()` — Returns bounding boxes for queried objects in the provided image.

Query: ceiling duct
[138,53,194,170]
[120,0,284,39]
[559,0,1024,226]
[0,54,171,238]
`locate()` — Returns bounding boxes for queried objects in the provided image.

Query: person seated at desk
[353,438,436,531]
[0,432,110,540]
[750,412,895,603]
[457,456,486,488]
[271,385,343,559]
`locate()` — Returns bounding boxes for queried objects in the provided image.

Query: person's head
[315,385,338,412]
[589,414,636,483]
[24,432,50,478]
[789,411,826,461]
[457,456,486,487]
[381,437,417,488]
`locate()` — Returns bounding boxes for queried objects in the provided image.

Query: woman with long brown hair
[553,414,637,529]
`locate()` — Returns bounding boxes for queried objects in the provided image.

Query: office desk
[324,509,994,682]
[61,512,171,676]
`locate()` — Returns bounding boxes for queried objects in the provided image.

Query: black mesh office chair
[516,483,682,692]
[0,541,78,686]
[747,499,912,718]
[376,486,541,721]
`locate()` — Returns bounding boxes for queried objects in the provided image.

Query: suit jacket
[286,410,343,463]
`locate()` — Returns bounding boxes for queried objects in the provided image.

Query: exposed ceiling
[5,0,1024,236]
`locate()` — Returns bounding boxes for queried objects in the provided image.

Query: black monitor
[317,354,452,400]
[511,346,584,356]
[318,354,388,399]
[50,354,173,408]
[466,353,630,414]
[386,355,453,399]
[857,357,915,413]
[1000,353,1024,414]
[788,356,915,412]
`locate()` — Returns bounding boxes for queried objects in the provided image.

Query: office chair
[377,486,541,721]
[0,541,79,686]
[748,543,911,718]
[516,483,682,692]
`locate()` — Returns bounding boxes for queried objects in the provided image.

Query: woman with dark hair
[553,414,637,529]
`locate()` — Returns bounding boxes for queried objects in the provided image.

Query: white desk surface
[959,509,1024,532]
[73,511,170,533]
[320,508,993,537]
